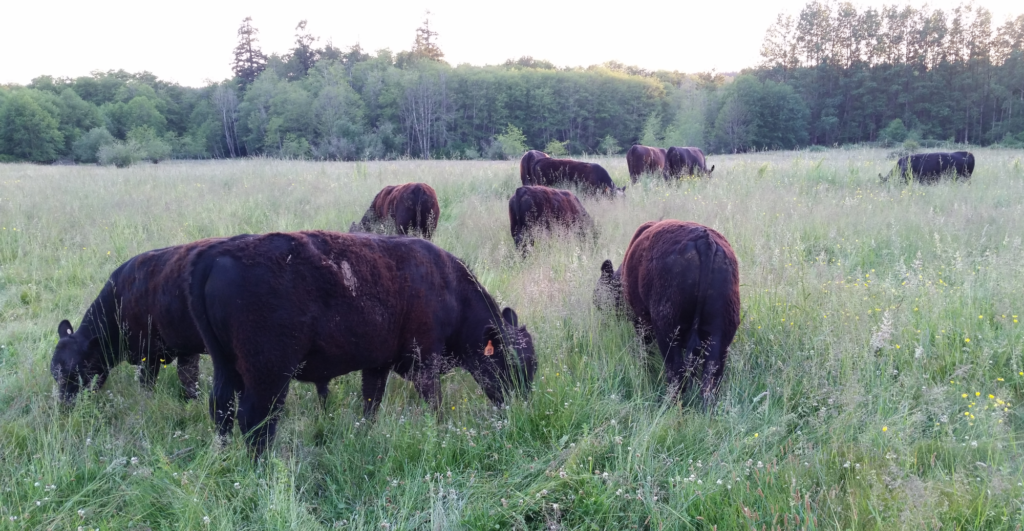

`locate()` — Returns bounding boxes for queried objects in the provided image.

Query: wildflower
[78,509,85,518]
[962,394,968,398]
[882,426,887,432]
[234,482,241,489]
[203,516,210,525]
[754,433,759,438]
[976,392,980,397]
[989,394,994,399]
[965,338,970,343]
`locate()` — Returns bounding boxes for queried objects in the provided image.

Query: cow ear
[600,260,614,279]
[502,307,519,327]
[708,165,715,174]
[58,320,74,338]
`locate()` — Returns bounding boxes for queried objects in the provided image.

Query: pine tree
[412,11,445,62]
[289,20,320,79]
[232,17,267,86]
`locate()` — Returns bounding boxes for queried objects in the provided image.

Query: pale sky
[2,0,1020,87]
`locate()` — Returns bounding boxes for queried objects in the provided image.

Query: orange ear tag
[484,340,494,356]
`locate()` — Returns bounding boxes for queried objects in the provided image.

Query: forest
[1,1,1022,163]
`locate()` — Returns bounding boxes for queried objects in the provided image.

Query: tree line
[1,3,1022,164]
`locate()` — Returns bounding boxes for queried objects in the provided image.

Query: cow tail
[683,230,717,359]
[186,249,227,365]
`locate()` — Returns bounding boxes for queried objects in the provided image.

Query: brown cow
[51,239,220,403]
[520,150,550,185]
[531,158,624,195]
[188,231,537,455]
[666,147,714,178]
[626,144,667,183]
[508,186,594,249]
[594,220,739,408]
[351,182,440,239]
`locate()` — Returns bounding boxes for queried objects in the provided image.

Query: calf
[626,144,667,182]
[51,240,221,403]
[520,150,550,185]
[508,186,594,249]
[594,220,739,407]
[531,158,624,195]
[881,151,974,183]
[666,147,714,178]
[351,182,440,238]
[188,231,537,455]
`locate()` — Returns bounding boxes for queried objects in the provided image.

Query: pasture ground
[1,149,1024,529]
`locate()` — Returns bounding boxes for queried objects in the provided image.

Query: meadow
[1,148,1023,530]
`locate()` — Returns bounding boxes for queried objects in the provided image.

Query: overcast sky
[2,0,1020,87]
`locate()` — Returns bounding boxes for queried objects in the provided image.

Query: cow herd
[49,146,976,457]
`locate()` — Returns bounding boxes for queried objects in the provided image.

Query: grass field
[2,148,1024,530]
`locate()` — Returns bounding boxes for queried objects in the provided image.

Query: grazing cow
[350,183,440,238]
[188,231,537,455]
[531,158,624,195]
[666,147,714,178]
[520,150,550,185]
[51,240,220,403]
[508,186,594,249]
[594,220,739,407]
[881,151,974,183]
[626,144,667,182]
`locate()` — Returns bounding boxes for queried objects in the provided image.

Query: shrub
[879,119,908,144]
[598,134,621,155]
[97,140,144,168]
[127,126,172,163]
[487,124,529,160]
[544,139,569,157]
[72,127,115,163]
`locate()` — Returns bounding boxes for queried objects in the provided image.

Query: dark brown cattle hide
[626,144,667,182]
[52,239,224,403]
[520,150,550,185]
[508,186,594,249]
[188,231,537,455]
[882,151,974,184]
[531,158,623,195]
[666,147,714,178]
[595,220,739,407]
[352,182,441,238]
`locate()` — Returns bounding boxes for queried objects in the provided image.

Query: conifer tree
[232,17,267,86]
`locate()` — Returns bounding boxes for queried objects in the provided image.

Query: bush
[127,126,171,163]
[878,119,908,144]
[97,140,144,168]
[72,127,115,162]
[598,134,621,155]
[487,124,529,160]
[902,139,921,152]
[544,139,569,157]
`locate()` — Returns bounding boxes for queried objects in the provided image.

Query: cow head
[707,165,715,176]
[51,320,109,404]
[593,259,624,312]
[467,307,537,405]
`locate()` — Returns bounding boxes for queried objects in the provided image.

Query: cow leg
[698,334,727,411]
[361,367,390,418]
[209,356,243,440]
[176,354,201,400]
[237,376,291,458]
[315,381,330,410]
[138,352,162,389]
[655,328,686,401]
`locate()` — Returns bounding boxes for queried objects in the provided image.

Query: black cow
[51,240,219,403]
[881,151,974,183]
[626,144,667,183]
[508,186,594,249]
[350,182,441,239]
[520,150,550,185]
[594,220,739,407]
[188,231,537,455]
[531,158,624,195]
[666,147,714,178]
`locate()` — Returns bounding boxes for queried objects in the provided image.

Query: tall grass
[1,148,1023,529]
